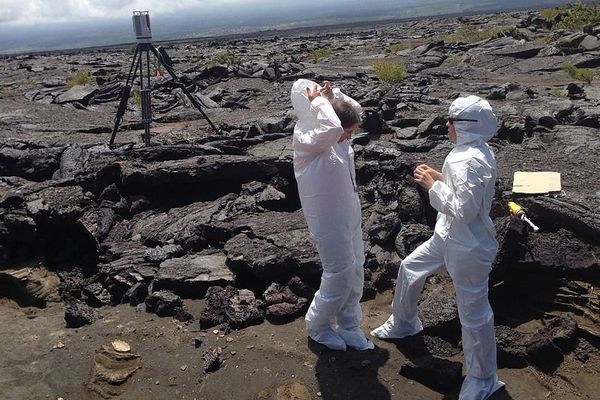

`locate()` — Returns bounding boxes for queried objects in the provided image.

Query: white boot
[459,374,505,400]
[309,328,347,351]
[370,315,423,340]
[338,327,375,350]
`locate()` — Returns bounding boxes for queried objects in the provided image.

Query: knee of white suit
[318,265,357,297]
[305,265,357,330]
[454,283,494,328]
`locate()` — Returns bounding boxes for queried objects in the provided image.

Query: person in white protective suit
[371,95,505,399]
[291,79,374,351]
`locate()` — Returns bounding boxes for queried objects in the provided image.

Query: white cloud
[0,0,269,25]
[0,0,404,26]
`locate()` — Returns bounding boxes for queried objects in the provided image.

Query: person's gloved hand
[320,81,334,101]
[414,164,438,190]
[306,85,320,102]
[415,164,443,182]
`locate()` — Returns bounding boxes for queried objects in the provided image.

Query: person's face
[345,123,359,136]
[446,119,457,143]
[338,122,360,143]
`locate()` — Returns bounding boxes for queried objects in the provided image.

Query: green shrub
[444,55,463,67]
[0,83,13,97]
[540,7,567,21]
[67,70,91,87]
[549,88,568,98]
[387,43,408,54]
[373,61,407,83]
[308,48,332,63]
[562,62,595,83]
[535,32,562,45]
[131,88,142,107]
[205,51,235,67]
[441,24,512,44]
[545,2,600,31]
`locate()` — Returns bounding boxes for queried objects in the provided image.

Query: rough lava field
[0,8,599,400]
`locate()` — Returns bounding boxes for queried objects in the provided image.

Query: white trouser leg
[371,234,446,339]
[337,212,365,331]
[446,245,503,399]
[305,264,355,333]
[336,218,373,349]
[305,213,357,350]
[336,263,364,330]
[305,265,354,351]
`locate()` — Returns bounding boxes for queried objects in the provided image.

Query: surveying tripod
[108,42,219,148]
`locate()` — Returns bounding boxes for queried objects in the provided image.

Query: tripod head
[132,11,152,43]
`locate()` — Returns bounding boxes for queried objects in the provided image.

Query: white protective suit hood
[291,79,322,129]
[449,95,498,146]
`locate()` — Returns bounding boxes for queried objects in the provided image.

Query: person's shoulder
[447,146,494,171]
[446,146,473,164]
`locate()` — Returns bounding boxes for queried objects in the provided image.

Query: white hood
[448,95,498,146]
[291,79,322,128]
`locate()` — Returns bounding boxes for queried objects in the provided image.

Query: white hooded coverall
[371,96,504,399]
[291,79,373,351]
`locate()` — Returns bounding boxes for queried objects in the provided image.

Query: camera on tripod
[132,11,152,43]
[109,11,219,148]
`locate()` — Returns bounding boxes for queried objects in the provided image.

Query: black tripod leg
[150,46,220,134]
[109,85,133,148]
[175,82,221,133]
[109,47,141,148]
[141,49,152,146]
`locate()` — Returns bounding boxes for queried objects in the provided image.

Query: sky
[0,0,576,53]
[0,0,385,25]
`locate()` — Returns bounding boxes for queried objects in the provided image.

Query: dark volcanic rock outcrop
[263,283,309,322]
[65,300,104,328]
[199,285,265,329]
[144,290,192,321]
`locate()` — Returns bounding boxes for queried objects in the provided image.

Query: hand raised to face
[306,85,320,102]
[320,81,334,101]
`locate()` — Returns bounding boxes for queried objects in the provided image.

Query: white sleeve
[428,161,485,224]
[332,88,363,119]
[294,97,344,154]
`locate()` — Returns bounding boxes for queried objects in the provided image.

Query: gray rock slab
[131,194,238,249]
[54,85,98,104]
[393,127,418,140]
[580,35,600,51]
[225,233,297,283]
[155,253,234,298]
[489,43,545,58]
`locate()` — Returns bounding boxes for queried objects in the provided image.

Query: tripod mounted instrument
[109,11,219,148]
